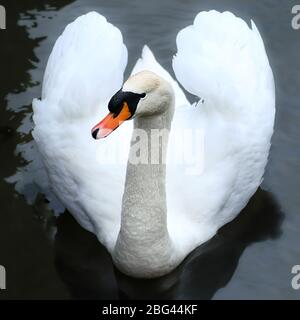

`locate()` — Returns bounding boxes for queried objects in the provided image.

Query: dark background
[0,0,299,299]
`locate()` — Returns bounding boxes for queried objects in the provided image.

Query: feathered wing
[32,12,189,252]
[32,12,130,251]
[40,12,128,117]
[169,11,275,256]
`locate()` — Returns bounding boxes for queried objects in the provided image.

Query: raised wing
[169,11,275,256]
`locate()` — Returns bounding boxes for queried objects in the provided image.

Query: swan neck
[113,104,176,277]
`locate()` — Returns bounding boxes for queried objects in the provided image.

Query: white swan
[32,11,275,278]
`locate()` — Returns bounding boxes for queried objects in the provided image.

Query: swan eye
[107,90,147,119]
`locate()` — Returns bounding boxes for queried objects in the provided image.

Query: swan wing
[169,11,275,256]
[32,12,130,251]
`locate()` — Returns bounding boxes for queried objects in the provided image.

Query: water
[0,0,299,299]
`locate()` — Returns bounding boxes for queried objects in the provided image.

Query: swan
[32,11,275,278]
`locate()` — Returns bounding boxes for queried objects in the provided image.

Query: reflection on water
[1,0,300,299]
[0,0,75,299]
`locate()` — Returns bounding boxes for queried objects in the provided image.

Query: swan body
[32,11,275,278]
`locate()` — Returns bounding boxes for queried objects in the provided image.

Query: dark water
[0,0,299,299]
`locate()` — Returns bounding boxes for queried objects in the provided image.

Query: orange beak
[91,102,132,139]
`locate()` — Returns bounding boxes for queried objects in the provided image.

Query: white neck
[112,101,177,278]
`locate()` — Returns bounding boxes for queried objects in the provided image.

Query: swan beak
[91,102,132,139]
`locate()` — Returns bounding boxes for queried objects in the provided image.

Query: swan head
[91,70,174,139]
